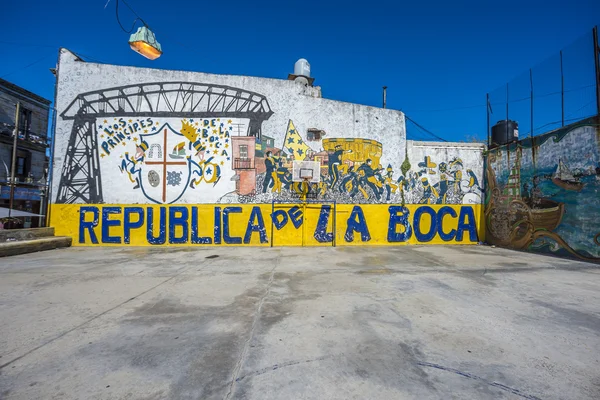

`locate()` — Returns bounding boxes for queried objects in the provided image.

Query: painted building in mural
[486,116,600,261]
[50,49,485,246]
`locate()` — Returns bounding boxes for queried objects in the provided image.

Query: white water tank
[294,58,311,77]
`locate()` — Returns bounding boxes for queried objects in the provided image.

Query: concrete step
[0,227,55,243]
[0,236,72,257]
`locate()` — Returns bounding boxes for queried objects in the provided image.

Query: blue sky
[1,0,599,142]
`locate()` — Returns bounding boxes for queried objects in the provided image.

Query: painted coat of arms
[101,118,231,204]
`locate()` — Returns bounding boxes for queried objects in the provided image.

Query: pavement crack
[0,264,193,371]
[224,256,279,400]
[417,361,543,400]
[234,355,332,383]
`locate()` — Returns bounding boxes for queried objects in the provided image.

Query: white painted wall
[52,49,406,204]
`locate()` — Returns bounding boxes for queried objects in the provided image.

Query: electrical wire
[115,0,144,33]
[0,41,56,49]
[408,84,596,114]
[405,115,448,142]
[0,41,107,65]
[519,114,598,137]
[0,53,54,79]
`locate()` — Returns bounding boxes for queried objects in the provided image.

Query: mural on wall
[56,82,484,207]
[486,119,600,261]
[56,82,273,204]
[101,117,233,204]
[221,120,482,205]
[51,74,485,246]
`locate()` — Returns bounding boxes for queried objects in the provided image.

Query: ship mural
[552,159,585,192]
[485,117,600,262]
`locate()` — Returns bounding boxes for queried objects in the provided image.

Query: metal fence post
[560,50,565,126]
[593,26,600,116]
[486,93,490,146]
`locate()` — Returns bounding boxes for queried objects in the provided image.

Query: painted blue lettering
[387,206,412,242]
[437,206,457,241]
[79,206,99,244]
[101,141,111,155]
[133,122,140,132]
[102,207,122,244]
[314,204,333,243]
[124,207,144,244]
[244,206,268,244]
[191,207,212,244]
[116,132,126,141]
[413,206,437,242]
[271,210,288,230]
[288,205,303,229]
[169,207,188,244]
[214,207,222,244]
[223,207,242,244]
[456,206,478,242]
[147,207,166,245]
[344,206,371,242]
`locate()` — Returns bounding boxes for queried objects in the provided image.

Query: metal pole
[9,102,21,218]
[560,50,565,126]
[506,83,509,142]
[382,86,387,109]
[486,93,490,146]
[593,26,600,117]
[38,190,45,228]
[530,69,534,137]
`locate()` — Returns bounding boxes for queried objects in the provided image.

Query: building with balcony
[0,78,51,227]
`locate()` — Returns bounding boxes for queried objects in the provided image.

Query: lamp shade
[128,26,162,60]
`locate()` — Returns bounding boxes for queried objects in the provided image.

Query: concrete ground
[0,246,599,400]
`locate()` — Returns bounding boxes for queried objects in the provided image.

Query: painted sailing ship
[552,158,585,192]
[500,156,564,234]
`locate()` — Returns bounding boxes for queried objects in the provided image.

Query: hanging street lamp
[128,26,162,60]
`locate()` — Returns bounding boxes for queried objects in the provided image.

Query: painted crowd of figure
[257,147,482,205]
[112,119,482,205]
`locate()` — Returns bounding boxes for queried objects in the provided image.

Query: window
[17,157,26,176]
[13,150,30,179]
[307,128,325,141]
[19,108,32,139]
[239,145,248,158]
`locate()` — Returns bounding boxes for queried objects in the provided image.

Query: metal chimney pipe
[382,86,387,109]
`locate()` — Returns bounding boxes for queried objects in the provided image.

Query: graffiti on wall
[486,119,600,261]
[56,82,484,207]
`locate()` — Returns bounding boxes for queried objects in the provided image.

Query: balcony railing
[234,158,254,169]
[0,125,48,147]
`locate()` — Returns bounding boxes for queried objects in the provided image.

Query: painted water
[490,120,600,260]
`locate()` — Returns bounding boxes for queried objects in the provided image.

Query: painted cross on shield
[138,125,191,204]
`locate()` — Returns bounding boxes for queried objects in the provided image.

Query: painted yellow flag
[282,120,313,160]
